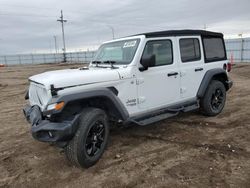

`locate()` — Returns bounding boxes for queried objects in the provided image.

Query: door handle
[195,68,203,72]
[168,72,178,77]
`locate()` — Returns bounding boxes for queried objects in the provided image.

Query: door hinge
[137,97,146,104]
[180,71,186,77]
[180,87,186,94]
[136,78,144,85]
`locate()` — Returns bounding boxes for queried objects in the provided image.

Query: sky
[0,0,249,55]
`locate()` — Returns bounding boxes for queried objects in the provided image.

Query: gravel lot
[0,63,250,188]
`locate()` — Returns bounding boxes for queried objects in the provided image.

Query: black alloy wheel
[200,80,226,116]
[211,88,224,111]
[85,120,105,157]
[65,108,109,168]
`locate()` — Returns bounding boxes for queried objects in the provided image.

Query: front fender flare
[44,88,129,121]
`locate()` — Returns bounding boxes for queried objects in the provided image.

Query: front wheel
[200,80,226,116]
[65,108,109,168]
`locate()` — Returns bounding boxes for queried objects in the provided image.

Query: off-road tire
[65,107,109,168]
[200,80,226,116]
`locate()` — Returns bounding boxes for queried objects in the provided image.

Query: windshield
[93,39,140,65]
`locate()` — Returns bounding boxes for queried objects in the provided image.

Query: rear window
[180,38,201,62]
[203,37,226,62]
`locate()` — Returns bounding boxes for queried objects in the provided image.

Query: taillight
[227,62,232,72]
[228,53,233,72]
[223,62,232,72]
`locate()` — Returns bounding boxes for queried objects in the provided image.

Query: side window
[203,37,226,62]
[179,38,201,62]
[142,40,173,67]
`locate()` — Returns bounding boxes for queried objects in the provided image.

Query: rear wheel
[65,108,109,168]
[200,80,226,116]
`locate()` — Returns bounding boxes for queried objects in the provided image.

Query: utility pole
[204,24,207,30]
[57,10,67,62]
[49,39,53,53]
[107,25,115,39]
[239,33,244,62]
[53,35,58,53]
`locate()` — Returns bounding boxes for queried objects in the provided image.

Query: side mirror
[139,55,156,71]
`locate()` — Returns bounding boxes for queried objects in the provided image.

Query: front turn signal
[55,102,65,111]
[47,101,65,111]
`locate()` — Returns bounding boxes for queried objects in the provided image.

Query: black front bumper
[23,105,79,143]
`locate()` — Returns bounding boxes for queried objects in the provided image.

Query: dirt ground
[0,63,250,188]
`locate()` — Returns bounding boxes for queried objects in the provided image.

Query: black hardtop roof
[135,29,223,38]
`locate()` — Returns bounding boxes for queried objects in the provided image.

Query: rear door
[177,36,205,100]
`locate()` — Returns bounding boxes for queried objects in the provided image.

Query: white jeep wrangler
[24,30,232,168]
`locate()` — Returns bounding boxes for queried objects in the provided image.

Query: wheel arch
[197,68,229,98]
[47,88,129,122]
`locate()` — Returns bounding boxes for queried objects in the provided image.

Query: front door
[137,38,180,110]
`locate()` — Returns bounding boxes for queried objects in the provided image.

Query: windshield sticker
[123,41,137,48]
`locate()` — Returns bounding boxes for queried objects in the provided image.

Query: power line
[0,4,92,15]
[0,13,57,18]
[0,4,55,10]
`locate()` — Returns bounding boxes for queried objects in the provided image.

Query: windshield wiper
[92,60,118,69]
[92,61,102,67]
[103,60,117,69]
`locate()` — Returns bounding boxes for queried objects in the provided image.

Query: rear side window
[203,37,226,62]
[142,40,173,67]
[180,38,201,62]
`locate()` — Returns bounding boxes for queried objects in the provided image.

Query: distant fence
[1,38,250,65]
[225,38,250,63]
[0,51,96,65]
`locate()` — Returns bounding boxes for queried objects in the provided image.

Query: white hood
[29,67,121,89]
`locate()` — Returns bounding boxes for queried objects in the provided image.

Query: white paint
[28,34,229,117]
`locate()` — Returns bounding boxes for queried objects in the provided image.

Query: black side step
[129,102,199,126]
[182,103,199,112]
[131,112,178,126]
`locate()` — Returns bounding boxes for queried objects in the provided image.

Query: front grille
[29,82,49,108]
